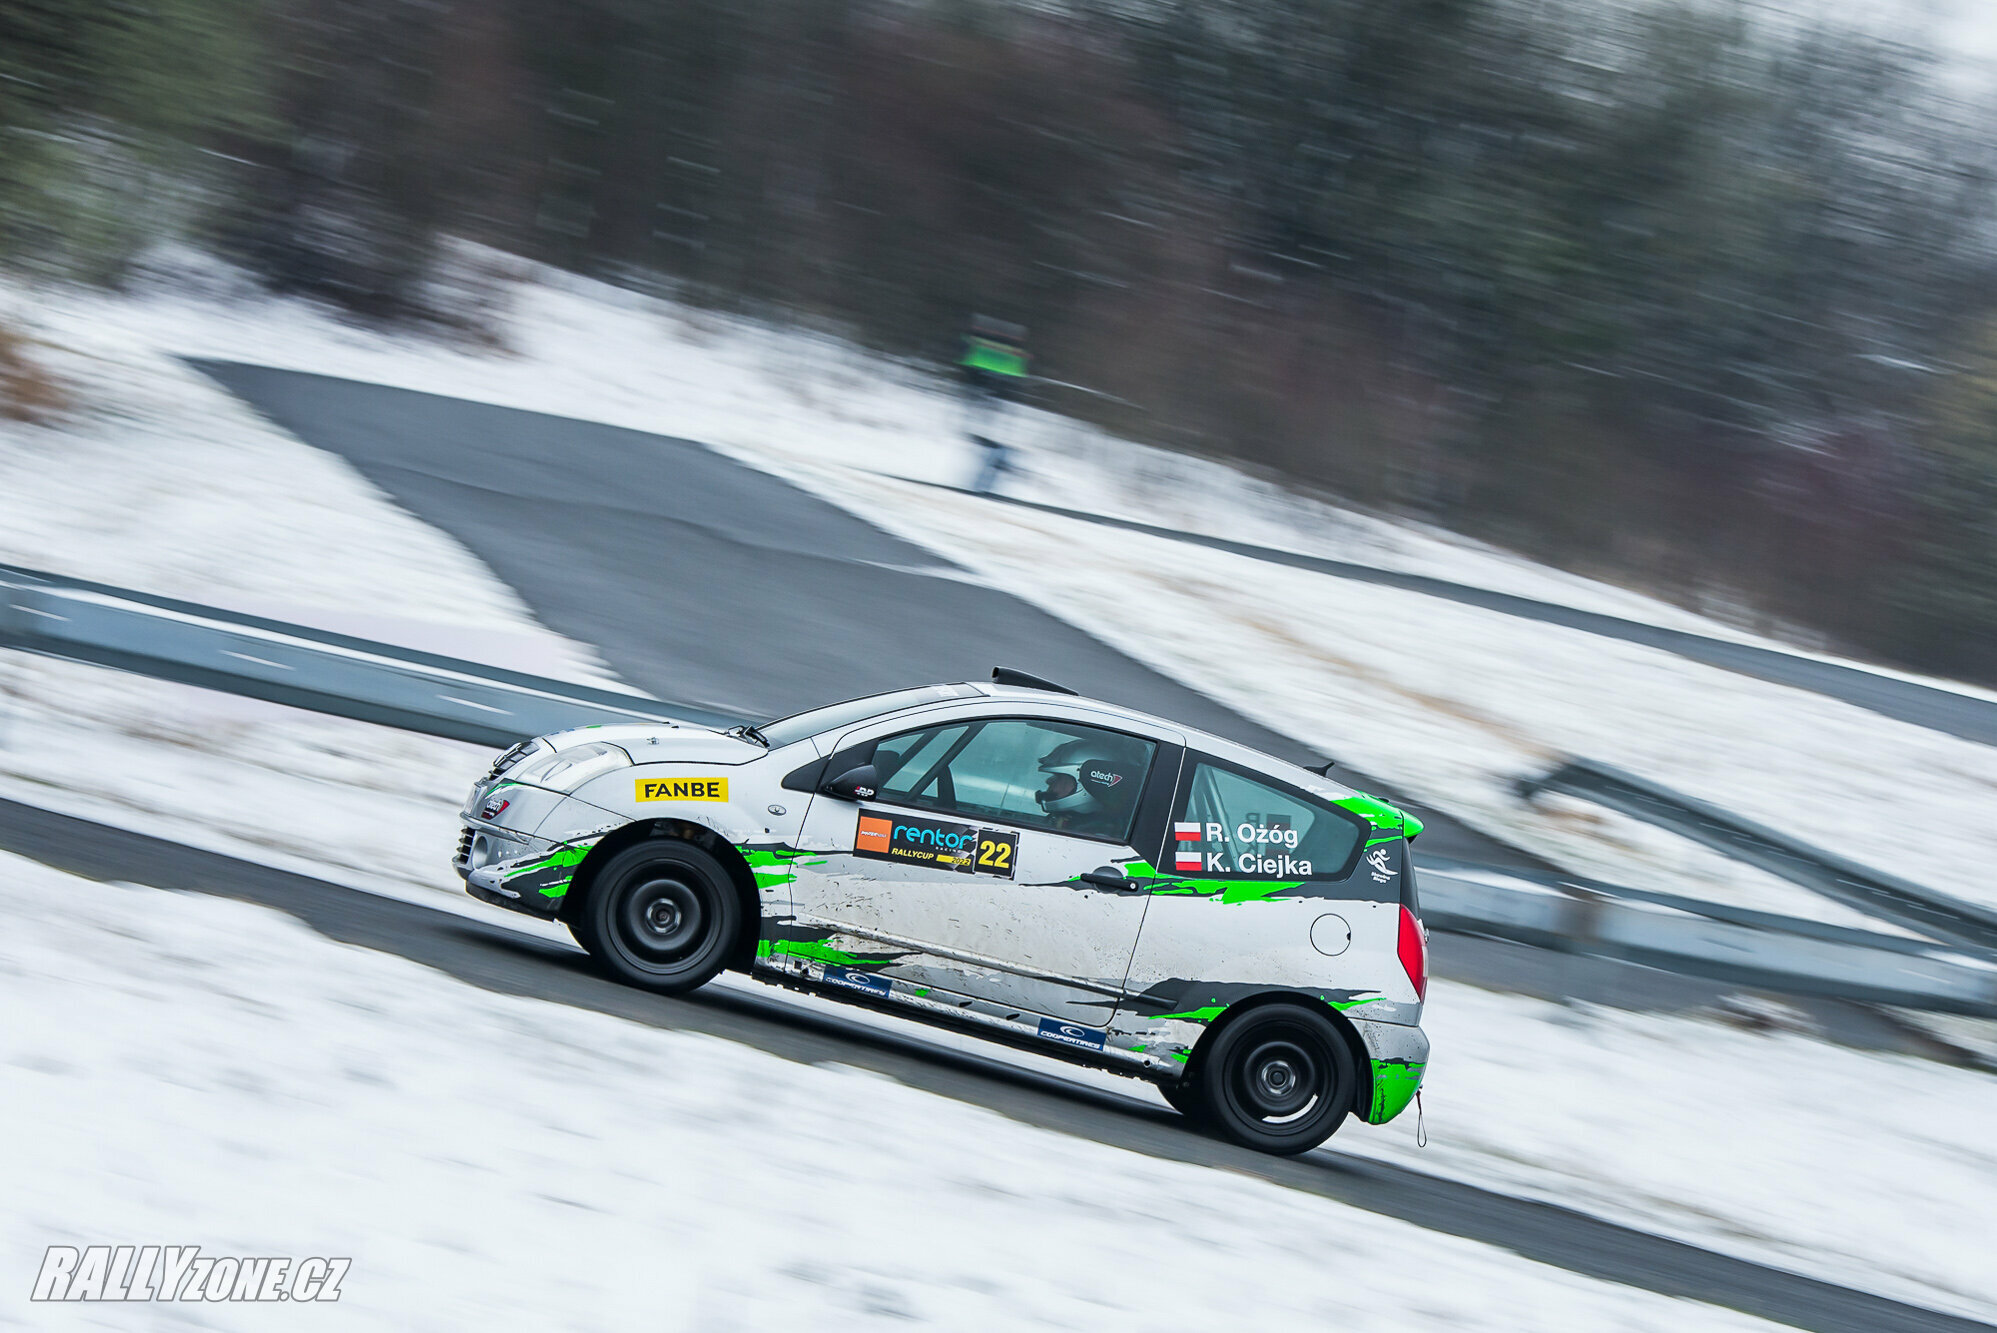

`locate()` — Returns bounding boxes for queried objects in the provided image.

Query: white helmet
[1036,739,1134,816]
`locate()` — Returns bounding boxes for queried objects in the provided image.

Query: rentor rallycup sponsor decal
[1036,1017,1108,1050]
[31,1247,349,1304]
[634,775,729,802]
[854,812,1017,878]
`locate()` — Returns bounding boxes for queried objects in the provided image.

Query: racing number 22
[976,832,1017,879]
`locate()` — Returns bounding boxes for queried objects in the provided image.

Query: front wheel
[1197,1003,1355,1156]
[573,841,741,994]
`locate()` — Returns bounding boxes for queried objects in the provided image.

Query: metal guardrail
[0,564,739,746]
[1522,758,1997,953]
[1420,860,1997,1018]
[4,563,1994,1016]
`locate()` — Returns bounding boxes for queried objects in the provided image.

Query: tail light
[1397,904,1428,1001]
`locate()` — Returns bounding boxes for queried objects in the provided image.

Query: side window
[875,724,971,801]
[1171,762,1363,880]
[868,718,1156,842]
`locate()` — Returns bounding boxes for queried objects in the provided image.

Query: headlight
[509,741,632,793]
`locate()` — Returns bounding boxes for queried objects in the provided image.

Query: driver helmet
[1035,739,1134,815]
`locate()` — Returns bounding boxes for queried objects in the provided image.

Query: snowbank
[0,678,1991,1323]
[0,851,1781,1332]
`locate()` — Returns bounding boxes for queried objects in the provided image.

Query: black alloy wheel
[1198,1003,1355,1155]
[574,841,741,994]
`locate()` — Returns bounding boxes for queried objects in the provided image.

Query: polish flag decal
[1173,823,1204,872]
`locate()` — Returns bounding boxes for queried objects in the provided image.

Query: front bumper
[454,821,594,919]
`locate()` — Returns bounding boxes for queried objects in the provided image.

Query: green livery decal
[1333,791,1424,842]
[1101,858,1396,905]
[742,845,823,890]
[1110,860,1305,903]
[754,920,909,969]
[1366,1058,1425,1124]
[499,841,598,899]
[1153,1004,1228,1024]
[1120,983,1385,1028]
[754,938,897,967]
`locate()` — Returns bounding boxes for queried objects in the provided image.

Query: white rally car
[456,669,1429,1155]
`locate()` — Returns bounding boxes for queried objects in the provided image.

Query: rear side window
[1170,762,1363,879]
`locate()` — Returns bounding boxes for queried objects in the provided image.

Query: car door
[1117,754,1397,1036]
[787,712,1182,1037]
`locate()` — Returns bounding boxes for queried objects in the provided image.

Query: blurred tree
[1887,322,1997,674]
[9,0,1997,677]
[0,0,268,278]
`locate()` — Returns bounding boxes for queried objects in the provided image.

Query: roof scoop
[991,666,1077,695]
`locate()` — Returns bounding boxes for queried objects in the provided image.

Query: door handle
[1079,869,1141,892]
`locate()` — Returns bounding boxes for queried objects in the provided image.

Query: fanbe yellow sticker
[634,776,729,803]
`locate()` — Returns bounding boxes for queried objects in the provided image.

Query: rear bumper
[1350,1017,1429,1125]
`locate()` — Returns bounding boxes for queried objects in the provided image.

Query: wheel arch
[1179,989,1372,1116]
[559,818,763,969]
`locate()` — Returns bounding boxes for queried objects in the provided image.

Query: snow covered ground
[7,250,1989,925]
[3,253,1996,1323]
[2,666,1993,1324]
[0,654,492,901]
[0,272,619,689]
[0,850,1792,1333]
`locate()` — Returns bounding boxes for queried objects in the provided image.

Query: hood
[536,722,766,766]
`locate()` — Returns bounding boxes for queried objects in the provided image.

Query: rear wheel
[573,841,740,994]
[1197,1003,1355,1156]
[1160,1077,1208,1125]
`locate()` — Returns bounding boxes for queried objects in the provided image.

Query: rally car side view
[455,669,1429,1155]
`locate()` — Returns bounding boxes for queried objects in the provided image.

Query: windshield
[756,685,974,749]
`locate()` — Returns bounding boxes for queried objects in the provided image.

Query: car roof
[958,681,1361,801]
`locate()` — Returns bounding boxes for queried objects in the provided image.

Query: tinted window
[876,724,971,797]
[1170,762,1362,879]
[758,686,972,749]
[869,718,1156,842]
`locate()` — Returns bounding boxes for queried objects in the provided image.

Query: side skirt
[748,956,1179,1085]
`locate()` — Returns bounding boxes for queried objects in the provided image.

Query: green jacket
[961,337,1029,378]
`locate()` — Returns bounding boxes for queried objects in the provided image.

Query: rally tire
[576,841,741,994]
[1160,1077,1209,1125]
[1197,1003,1355,1156]
[565,890,604,957]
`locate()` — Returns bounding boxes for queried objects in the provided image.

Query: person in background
[960,315,1029,492]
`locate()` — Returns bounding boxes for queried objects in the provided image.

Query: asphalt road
[913,484,1997,747]
[189,361,1543,873]
[4,797,1985,1333]
[196,362,1997,756]
[189,361,1968,1057]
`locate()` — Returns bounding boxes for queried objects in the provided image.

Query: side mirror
[822,764,880,802]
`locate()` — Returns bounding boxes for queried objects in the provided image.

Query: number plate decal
[853,812,1018,878]
[974,830,1018,880]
